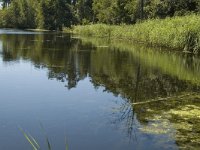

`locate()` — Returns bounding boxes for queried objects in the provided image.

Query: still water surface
[0,29,200,150]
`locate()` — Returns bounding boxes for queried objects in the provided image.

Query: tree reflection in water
[0,32,200,149]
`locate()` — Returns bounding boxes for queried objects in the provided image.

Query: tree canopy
[0,0,200,30]
[0,0,75,30]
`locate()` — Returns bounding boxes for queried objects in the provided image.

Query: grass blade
[65,137,69,150]
[46,136,52,150]
[39,122,52,150]
[19,128,39,150]
[28,134,40,149]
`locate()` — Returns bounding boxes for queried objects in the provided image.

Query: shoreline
[70,15,200,55]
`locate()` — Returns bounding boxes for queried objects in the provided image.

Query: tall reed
[72,15,200,54]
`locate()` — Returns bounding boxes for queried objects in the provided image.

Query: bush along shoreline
[72,15,200,54]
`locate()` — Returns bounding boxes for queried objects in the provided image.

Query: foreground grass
[72,15,200,54]
[20,127,69,150]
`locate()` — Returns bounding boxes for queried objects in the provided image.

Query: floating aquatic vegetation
[139,118,173,135]
[169,105,200,119]
[137,93,200,149]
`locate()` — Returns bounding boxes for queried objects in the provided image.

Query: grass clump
[20,127,69,150]
[72,15,200,54]
[73,24,112,37]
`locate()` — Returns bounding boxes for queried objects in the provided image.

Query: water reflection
[0,31,200,149]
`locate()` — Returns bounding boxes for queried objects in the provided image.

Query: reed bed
[72,15,200,54]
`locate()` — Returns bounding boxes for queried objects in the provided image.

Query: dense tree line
[92,0,200,24]
[0,0,200,30]
[0,0,75,30]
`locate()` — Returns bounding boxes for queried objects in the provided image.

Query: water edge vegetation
[71,15,200,54]
[1,0,200,54]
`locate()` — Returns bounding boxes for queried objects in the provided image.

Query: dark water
[0,29,200,150]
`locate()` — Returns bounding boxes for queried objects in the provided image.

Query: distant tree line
[92,0,200,24]
[0,0,200,30]
[0,0,75,30]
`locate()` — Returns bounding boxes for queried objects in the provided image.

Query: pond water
[0,29,199,150]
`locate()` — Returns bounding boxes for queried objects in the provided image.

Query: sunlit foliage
[1,0,200,29]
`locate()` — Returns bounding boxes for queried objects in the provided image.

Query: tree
[93,0,117,24]
[115,0,140,23]
[37,0,74,30]
[0,0,37,28]
[1,0,11,8]
[93,0,139,24]
[73,0,94,24]
[1,0,200,29]
[0,0,76,30]
[144,0,200,19]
